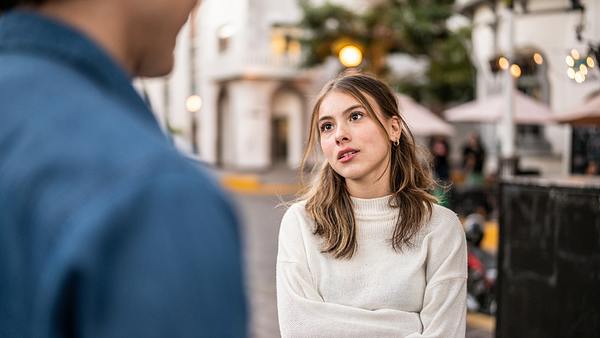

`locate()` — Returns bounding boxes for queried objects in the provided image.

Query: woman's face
[317,90,400,189]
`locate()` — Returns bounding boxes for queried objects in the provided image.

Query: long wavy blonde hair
[299,72,437,259]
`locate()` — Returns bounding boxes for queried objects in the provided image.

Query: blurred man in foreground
[0,0,247,337]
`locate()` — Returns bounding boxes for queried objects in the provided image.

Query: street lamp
[495,3,517,176]
[188,5,200,155]
[338,45,363,68]
[186,94,201,155]
[186,95,202,113]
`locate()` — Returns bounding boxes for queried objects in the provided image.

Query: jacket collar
[0,10,157,125]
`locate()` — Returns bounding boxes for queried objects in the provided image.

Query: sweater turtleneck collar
[350,195,397,218]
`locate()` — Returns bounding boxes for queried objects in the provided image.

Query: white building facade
[456,0,600,175]
[139,0,404,171]
[139,0,356,170]
[139,0,600,174]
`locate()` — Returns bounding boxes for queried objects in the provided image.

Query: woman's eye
[350,112,364,121]
[319,123,333,132]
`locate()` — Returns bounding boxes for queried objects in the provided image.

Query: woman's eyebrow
[318,104,363,123]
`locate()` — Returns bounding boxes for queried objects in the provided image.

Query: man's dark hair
[1,0,48,11]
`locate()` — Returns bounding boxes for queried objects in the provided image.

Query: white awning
[554,93,600,125]
[443,90,554,125]
[397,94,455,136]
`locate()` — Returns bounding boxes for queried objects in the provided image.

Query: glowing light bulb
[498,57,509,70]
[338,45,363,67]
[566,55,575,67]
[186,95,202,113]
[510,64,522,78]
[587,56,595,68]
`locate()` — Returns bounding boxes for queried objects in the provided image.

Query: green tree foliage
[298,1,364,67]
[298,0,475,110]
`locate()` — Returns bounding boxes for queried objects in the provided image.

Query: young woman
[276,73,467,338]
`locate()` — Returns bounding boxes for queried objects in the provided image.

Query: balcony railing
[207,51,304,80]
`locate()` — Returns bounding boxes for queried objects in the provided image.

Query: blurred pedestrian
[276,73,467,337]
[430,135,451,182]
[0,1,246,337]
[429,135,451,207]
[585,160,599,176]
[462,132,486,186]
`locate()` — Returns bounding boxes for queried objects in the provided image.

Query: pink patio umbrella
[397,94,455,136]
[554,93,600,125]
[443,90,554,125]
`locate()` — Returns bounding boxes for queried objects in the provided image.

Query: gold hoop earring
[393,140,400,146]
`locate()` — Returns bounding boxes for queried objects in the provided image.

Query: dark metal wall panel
[497,179,600,338]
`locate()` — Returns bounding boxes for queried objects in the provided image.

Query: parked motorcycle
[464,213,497,315]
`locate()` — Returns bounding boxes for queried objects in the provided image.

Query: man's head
[3,0,199,77]
[0,0,46,12]
[121,0,199,76]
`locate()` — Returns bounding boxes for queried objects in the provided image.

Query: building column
[228,79,278,170]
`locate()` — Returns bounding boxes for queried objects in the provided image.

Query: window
[512,49,552,154]
[217,24,235,53]
[271,25,302,59]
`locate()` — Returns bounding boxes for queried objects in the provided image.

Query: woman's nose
[335,124,350,145]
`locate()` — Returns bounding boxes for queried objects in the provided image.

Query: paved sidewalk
[213,166,303,195]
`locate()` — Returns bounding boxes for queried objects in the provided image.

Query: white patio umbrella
[554,93,600,125]
[443,90,554,125]
[397,94,455,136]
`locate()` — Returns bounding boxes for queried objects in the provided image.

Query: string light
[498,57,510,70]
[565,49,596,83]
[586,56,595,68]
[566,55,575,67]
[571,49,580,60]
[510,64,522,78]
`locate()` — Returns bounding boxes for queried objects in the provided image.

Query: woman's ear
[388,116,401,142]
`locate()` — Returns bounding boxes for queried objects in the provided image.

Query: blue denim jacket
[0,10,246,338]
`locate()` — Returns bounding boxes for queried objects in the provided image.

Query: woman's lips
[338,150,359,163]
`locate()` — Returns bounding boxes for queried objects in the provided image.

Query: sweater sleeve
[276,206,422,338]
[406,209,468,338]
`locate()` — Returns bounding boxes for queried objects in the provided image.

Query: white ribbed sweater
[276,195,467,338]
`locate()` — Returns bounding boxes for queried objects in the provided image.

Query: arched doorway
[271,112,289,164]
[271,87,305,168]
[216,86,232,167]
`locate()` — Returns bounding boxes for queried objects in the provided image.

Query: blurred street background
[140,0,600,336]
